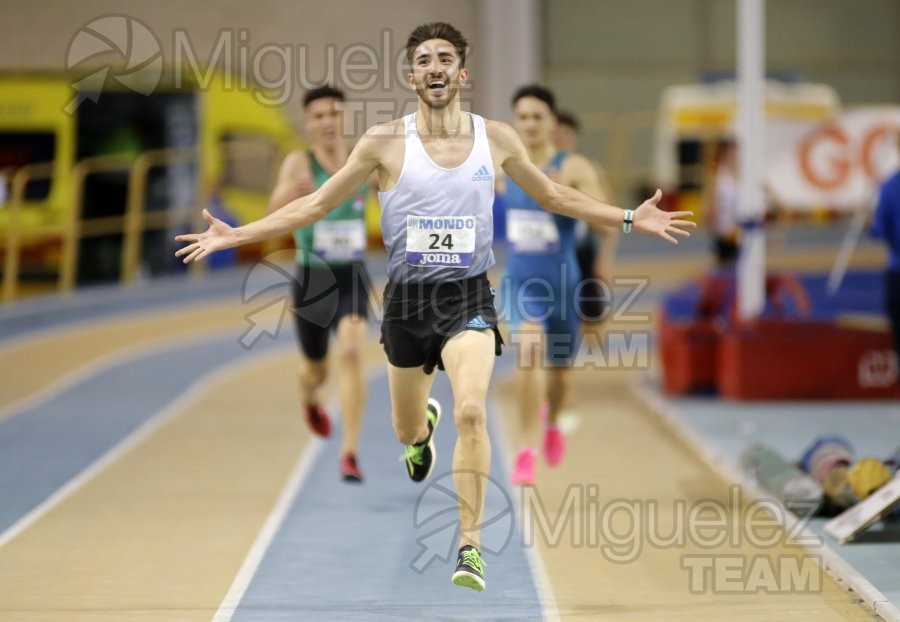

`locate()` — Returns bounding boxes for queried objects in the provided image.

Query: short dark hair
[511,84,557,114]
[556,110,581,133]
[406,22,468,67]
[303,85,344,108]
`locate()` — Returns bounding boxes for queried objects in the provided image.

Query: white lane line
[0,325,245,422]
[211,365,374,622]
[212,436,325,622]
[215,362,560,622]
[0,295,236,350]
[0,348,290,552]
[487,388,561,622]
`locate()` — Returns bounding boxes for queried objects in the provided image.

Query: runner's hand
[633,189,696,244]
[174,208,236,263]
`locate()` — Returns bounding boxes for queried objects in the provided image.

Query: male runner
[268,85,370,482]
[176,22,694,591]
[502,85,616,485]
[554,110,618,323]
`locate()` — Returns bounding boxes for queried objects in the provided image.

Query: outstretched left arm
[488,121,695,243]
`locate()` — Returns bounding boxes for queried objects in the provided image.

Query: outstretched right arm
[176,130,381,263]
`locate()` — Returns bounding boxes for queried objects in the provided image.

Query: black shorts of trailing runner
[380,272,504,374]
[292,261,370,361]
[575,235,611,322]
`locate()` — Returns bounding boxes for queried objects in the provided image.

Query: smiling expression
[408,38,468,110]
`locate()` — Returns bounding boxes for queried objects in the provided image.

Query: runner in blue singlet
[502,85,618,486]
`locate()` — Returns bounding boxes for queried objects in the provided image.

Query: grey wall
[0,0,483,132]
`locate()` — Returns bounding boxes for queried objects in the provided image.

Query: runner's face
[304,97,343,146]
[409,39,467,110]
[513,96,556,149]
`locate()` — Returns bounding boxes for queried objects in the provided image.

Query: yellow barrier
[62,156,136,292]
[122,147,199,282]
[2,163,57,302]
[2,133,296,301]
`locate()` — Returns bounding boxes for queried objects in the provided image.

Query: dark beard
[416,82,454,110]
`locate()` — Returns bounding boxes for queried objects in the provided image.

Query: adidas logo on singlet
[471,165,492,182]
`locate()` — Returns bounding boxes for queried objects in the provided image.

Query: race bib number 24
[405,215,476,267]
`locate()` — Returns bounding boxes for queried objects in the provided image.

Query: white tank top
[378,112,496,283]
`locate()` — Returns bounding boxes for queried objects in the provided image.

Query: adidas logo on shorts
[471,165,492,182]
[467,315,490,329]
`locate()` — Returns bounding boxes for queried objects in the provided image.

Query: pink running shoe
[543,426,566,467]
[510,448,536,485]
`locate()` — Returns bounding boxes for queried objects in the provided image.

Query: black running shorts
[292,261,370,361]
[380,273,504,374]
[575,235,612,322]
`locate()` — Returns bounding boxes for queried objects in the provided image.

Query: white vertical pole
[736,0,766,320]
[475,0,540,121]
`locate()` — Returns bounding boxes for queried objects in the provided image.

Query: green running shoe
[452,545,486,591]
[403,398,441,482]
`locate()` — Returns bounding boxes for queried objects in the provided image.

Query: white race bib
[507,209,560,253]
[405,215,477,267]
[313,220,365,261]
